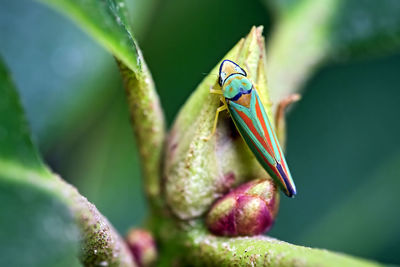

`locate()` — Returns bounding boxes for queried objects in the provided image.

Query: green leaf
[0,57,80,266]
[0,59,49,176]
[39,0,141,73]
[37,0,166,206]
[0,58,136,266]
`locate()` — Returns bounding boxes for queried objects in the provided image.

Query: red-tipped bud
[125,229,157,267]
[206,178,279,236]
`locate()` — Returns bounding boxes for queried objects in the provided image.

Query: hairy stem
[183,228,381,267]
[152,217,381,267]
[117,58,166,208]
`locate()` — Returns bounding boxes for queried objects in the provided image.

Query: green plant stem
[117,59,165,208]
[185,229,380,267]
[39,0,167,207]
[151,217,381,267]
[54,175,136,267]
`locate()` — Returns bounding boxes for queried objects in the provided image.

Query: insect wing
[227,89,296,197]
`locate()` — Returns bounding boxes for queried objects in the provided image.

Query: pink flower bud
[206,178,279,236]
[125,229,157,267]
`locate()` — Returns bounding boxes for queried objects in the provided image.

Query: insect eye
[220,72,227,80]
[219,72,226,85]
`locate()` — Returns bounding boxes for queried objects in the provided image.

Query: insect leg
[209,86,223,95]
[204,102,228,140]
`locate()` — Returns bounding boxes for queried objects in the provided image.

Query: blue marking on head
[227,89,252,101]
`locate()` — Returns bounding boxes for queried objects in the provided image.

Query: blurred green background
[1,0,400,265]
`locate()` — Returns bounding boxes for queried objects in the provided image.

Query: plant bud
[164,26,273,220]
[125,229,157,267]
[206,178,279,236]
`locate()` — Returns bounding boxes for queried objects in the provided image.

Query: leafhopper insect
[209,60,296,197]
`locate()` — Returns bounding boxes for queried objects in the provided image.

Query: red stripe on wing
[270,124,289,174]
[249,138,287,189]
[254,94,289,176]
[254,95,275,156]
[234,108,274,157]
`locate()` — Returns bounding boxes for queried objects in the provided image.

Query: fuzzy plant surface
[1,0,400,266]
